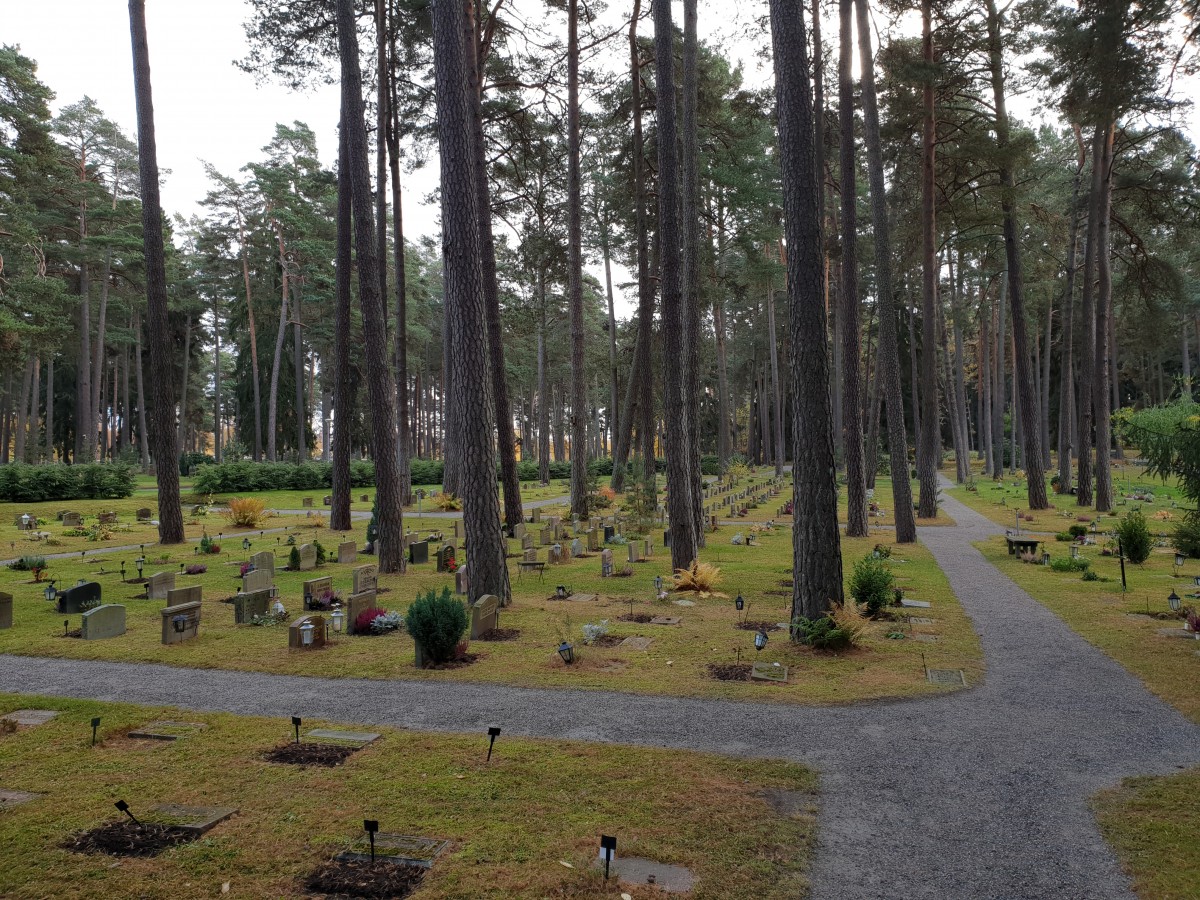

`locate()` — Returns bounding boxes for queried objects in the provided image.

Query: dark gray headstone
[233,590,271,624]
[0,591,11,630]
[409,540,429,565]
[57,581,101,615]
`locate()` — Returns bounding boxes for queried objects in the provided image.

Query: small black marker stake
[91,717,101,746]
[364,820,379,862]
[600,835,617,879]
[486,726,501,762]
[292,716,301,744]
[115,800,140,825]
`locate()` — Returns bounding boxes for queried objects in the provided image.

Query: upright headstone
[469,594,499,639]
[531,507,541,523]
[586,529,599,552]
[521,533,534,551]
[628,543,644,563]
[455,564,469,595]
[303,576,334,607]
[336,541,356,564]
[298,543,318,571]
[352,564,378,595]
[0,591,12,629]
[513,523,527,541]
[57,582,101,615]
[437,543,456,573]
[136,507,153,521]
[571,538,583,557]
[323,495,333,506]
[643,539,652,559]
[600,549,614,577]
[98,511,117,526]
[81,604,126,640]
[302,497,313,508]
[241,567,272,594]
[161,601,201,644]
[288,614,326,650]
[522,548,538,563]
[548,544,564,565]
[345,590,376,634]
[603,525,615,542]
[147,572,176,601]
[61,511,82,528]
[540,527,553,546]
[409,540,429,565]
[233,589,271,624]
[166,584,202,607]
[250,551,275,577]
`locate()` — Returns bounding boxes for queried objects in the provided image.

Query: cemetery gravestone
[0,592,11,629]
[288,614,327,650]
[337,541,357,564]
[409,540,429,565]
[61,511,82,528]
[531,507,541,523]
[455,565,469,595]
[57,582,101,615]
[521,533,534,551]
[250,551,275,576]
[98,512,117,526]
[540,527,553,546]
[136,507,153,521]
[166,584,202,607]
[513,523,526,540]
[603,525,615,542]
[352,564,378,595]
[161,600,201,644]
[436,544,456,573]
[81,604,126,640]
[302,497,313,508]
[147,571,175,600]
[548,544,564,565]
[298,544,318,571]
[628,543,644,563]
[600,549,614,577]
[242,567,272,594]
[233,590,271,624]
[346,590,376,634]
[571,538,583,557]
[587,529,599,551]
[522,549,539,563]
[470,593,499,639]
[323,496,333,506]
[303,577,333,607]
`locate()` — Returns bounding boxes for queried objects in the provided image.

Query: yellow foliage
[672,560,725,595]
[435,493,463,511]
[225,497,268,528]
[829,601,868,647]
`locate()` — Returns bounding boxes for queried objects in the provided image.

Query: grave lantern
[300,620,315,646]
[179,563,184,575]
[304,588,313,610]
[172,615,188,634]
[735,594,745,611]
[43,580,57,602]
[135,556,145,577]
[243,537,251,552]
[1070,544,1080,560]
[754,630,769,653]
[1176,553,1186,568]
[556,584,568,599]
[654,575,664,592]
[1042,551,1051,566]
[331,607,345,633]
[557,641,575,664]
[120,561,126,580]
[1169,590,1182,613]
[271,599,286,617]
[20,514,31,529]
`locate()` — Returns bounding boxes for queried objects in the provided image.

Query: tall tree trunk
[653,0,698,568]
[1093,121,1114,512]
[1057,128,1085,491]
[1040,298,1052,468]
[567,0,589,518]
[1,368,11,464]
[681,0,705,544]
[236,206,264,461]
[714,210,732,469]
[993,277,1007,477]
[292,284,306,458]
[768,280,786,478]
[128,0,183,542]
[1077,124,1104,507]
[601,226,619,455]
[330,118,354,531]
[768,0,844,621]
[980,284,993,474]
[986,0,1047,509]
[178,312,191,456]
[838,0,867,535]
[46,355,56,461]
[134,311,150,472]
[267,221,289,462]
[213,297,222,463]
[916,0,940,518]
[30,356,41,461]
[91,248,113,460]
[15,355,32,463]
[77,191,93,463]
[856,0,916,541]
[537,271,550,484]
[428,0,507,601]
[336,0,406,573]
[386,17,412,507]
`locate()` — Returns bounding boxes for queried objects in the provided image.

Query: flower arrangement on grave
[370,611,405,634]
[1186,607,1200,633]
[198,533,220,555]
[672,561,724,596]
[9,555,48,581]
[249,608,288,626]
[308,589,342,612]
[240,561,254,577]
[445,557,458,573]
[86,522,114,542]
[185,563,207,575]
[434,492,463,512]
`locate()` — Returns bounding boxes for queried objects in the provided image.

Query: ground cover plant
[0,694,816,899]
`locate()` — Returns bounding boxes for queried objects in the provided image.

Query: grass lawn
[977,537,1200,723]
[1093,767,1200,900]
[0,502,982,705]
[0,694,816,899]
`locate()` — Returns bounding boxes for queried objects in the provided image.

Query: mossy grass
[0,693,816,899]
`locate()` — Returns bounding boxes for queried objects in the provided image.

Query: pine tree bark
[654,0,698,570]
[1093,121,1115,512]
[567,0,589,519]
[386,20,412,506]
[839,0,867,536]
[1076,124,1104,507]
[986,0,1047,509]
[213,296,222,462]
[681,0,705,544]
[429,0,507,602]
[46,354,56,461]
[768,0,844,621]
[856,0,915,541]
[331,113,354,533]
[128,0,183,542]
[916,0,940,518]
[993,278,1007,477]
[134,311,150,472]
[336,0,405,573]
[236,204,264,461]
[292,284,306,458]
[267,218,289,462]
[178,312,191,456]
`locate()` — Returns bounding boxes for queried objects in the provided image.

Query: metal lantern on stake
[300,620,315,647]
[654,575,664,592]
[754,629,768,655]
[735,593,745,611]
[135,556,145,578]
[43,580,57,603]
[304,588,313,610]
[557,641,575,664]
[1042,551,1051,566]
[556,584,568,599]
[331,607,344,633]
[1176,552,1186,569]
[172,615,188,634]
[1169,590,1182,613]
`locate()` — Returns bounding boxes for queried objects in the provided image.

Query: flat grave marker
[906,616,936,625]
[751,662,788,683]
[649,616,681,626]
[145,804,238,836]
[611,858,697,894]
[899,599,932,609]
[926,668,966,686]
[127,721,208,742]
[618,636,653,651]
[2,710,58,726]
[0,789,41,810]
[338,833,451,869]
[303,729,380,746]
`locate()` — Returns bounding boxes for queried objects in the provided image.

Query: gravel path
[1,484,1197,898]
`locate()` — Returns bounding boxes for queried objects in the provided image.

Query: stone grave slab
[649,616,681,626]
[97,511,117,526]
[352,564,378,595]
[0,592,11,629]
[751,662,789,683]
[145,804,238,836]
[298,543,318,571]
[1156,628,1197,640]
[81,604,126,640]
[250,550,275,576]
[612,858,697,894]
[0,789,41,809]
[906,616,936,625]
[57,581,102,615]
[409,540,429,565]
[673,599,696,607]
[521,533,534,551]
[147,571,175,600]
[242,567,272,594]
[926,668,966,686]
[912,634,940,643]
[127,721,208,741]
[338,833,451,869]
[512,523,526,540]
[161,600,201,644]
[337,541,357,564]
[346,590,377,634]
[586,529,599,551]
[619,636,653,651]
[303,576,334,608]
[233,589,272,624]
[470,593,499,639]
[899,599,932,609]
[2,710,58,726]
[288,614,327,650]
[304,729,380,746]
[166,584,202,607]
[571,538,583,557]
[568,593,597,603]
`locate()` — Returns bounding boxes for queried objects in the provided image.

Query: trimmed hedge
[0,463,137,502]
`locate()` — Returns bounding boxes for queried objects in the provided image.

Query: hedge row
[0,463,137,502]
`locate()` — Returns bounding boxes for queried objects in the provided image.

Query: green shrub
[1068,524,1088,538]
[1055,532,1073,542]
[1115,509,1153,565]
[848,555,895,617]
[0,463,135,502]
[405,587,468,664]
[1081,570,1099,581]
[288,546,301,570]
[1050,556,1090,572]
[792,615,853,651]
[7,555,46,572]
[1172,517,1200,559]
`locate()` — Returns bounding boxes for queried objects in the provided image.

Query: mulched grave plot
[264,742,358,767]
[734,620,784,632]
[476,627,521,641]
[62,820,195,858]
[706,662,752,682]
[765,589,791,597]
[423,653,481,670]
[59,628,82,639]
[305,858,425,899]
[587,635,625,648]
[778,579,793,588]
[618,613,653,623]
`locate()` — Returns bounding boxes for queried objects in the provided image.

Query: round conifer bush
[405,587,468,664]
